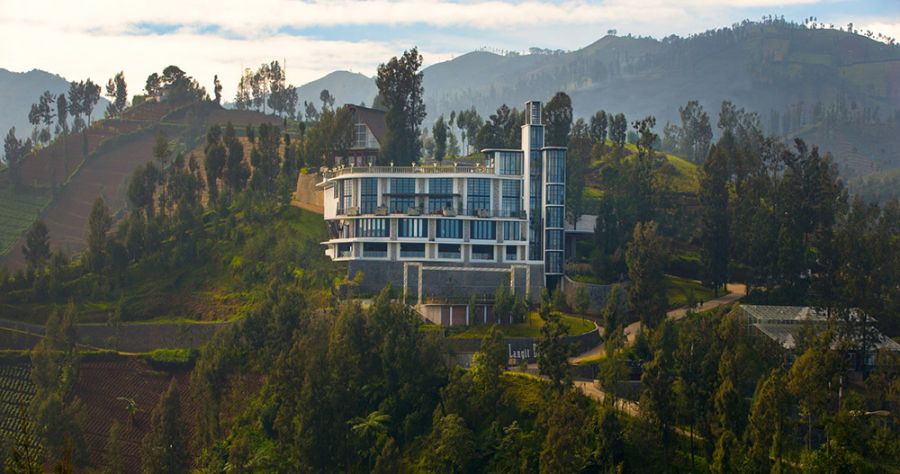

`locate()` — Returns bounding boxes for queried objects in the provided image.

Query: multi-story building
[333,104,386,166]
[318,101,565,315]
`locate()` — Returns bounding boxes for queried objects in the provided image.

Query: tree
[56,94,69,134]
[319,89,335,113]
[142,380,189,474]
[543,91,572,147]
[419,414,475,473]
[589,110,608,146]
[153,132,170,167]
[788,332,842,450]
[537,312,572,393]
[4,127,31,187]
[626,221,668,329]
[145,73,161,97]
[699,143,730,295]
[574,286,590,316]
[432,115,448,162]
[82,79,101,125]
[103,420,125,474]
[567,118,591,224]
[213,74,222,105]
[86,197,112,274]
[105,72,127,116]
[23,220,50,269]
[540,391,591,473]
[745,368,790,471]
[609,112,627,149]
[375,47,426,165]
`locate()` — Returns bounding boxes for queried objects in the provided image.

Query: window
[503,222,521,241]
[337,243,352,258]
[546,150,565,182]
[398,218,426,238]
[546,207,564,228]
[340,180,352,211]
[363,242,387,258]
[501,180,521,214]
[545,252,563,273]
[437,220,462,239]
[354,123,367,148]
[498,152,522,175]
[360,178,378,213]
[529,127,543,149]
[356,219,388,238]
[470,221,496,240]
[438,244,461,259]
[467,178,491,215]
[505,246,518,261]
[471,245,495,261]
[428,178,453,212]
[390,178,416,212]
[545,229,563,251]
[529,102,541,125]
[400,243,425,258]
[546,184,564,205]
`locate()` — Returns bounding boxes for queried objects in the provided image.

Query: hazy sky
[1,0,897,101]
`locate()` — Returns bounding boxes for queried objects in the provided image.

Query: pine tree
[699,142,730,296]
[142,380,189,474]
[23,220,50,269]
[625,222,668,329]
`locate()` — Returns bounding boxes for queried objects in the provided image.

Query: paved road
[569,283,747,363]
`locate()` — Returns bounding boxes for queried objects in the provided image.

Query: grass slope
[449,311,596,339]
[0,187,51,255]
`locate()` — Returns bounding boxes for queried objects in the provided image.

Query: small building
[317,101,566,324]
[740,305,900,368]
[333,104,386,167]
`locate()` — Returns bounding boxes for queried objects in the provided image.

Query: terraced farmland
[0,187,51,255]
[0,363,38,457]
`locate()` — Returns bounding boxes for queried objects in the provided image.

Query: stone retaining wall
[445,324,601,364]
[561,276,626,316]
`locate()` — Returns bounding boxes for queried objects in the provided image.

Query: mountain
[295,70,377,109]
[0,68,108,154]
[295,20,900,178]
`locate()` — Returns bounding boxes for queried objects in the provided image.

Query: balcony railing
[335,207,527,219]
[323,164,494,179]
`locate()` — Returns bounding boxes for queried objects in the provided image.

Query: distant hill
[295,70,377,109]
[0,68,107,157]
[295,20,900,178]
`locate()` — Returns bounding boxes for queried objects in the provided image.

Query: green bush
[145,348,196,367]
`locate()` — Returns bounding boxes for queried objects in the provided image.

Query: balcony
[335,206,526,219]
[323,163,495,179]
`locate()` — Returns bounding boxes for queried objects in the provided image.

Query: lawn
[0,186,52,255]
[450,311,596,339]
[665,274,716,310]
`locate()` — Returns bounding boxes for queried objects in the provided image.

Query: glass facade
[470,220,496,240]
[546,184,564,205]
[505,246,518,261]
[437,220,462,239]
[472,245,495,261]
[498,152,523,175]
[340,180,352,211]
[398,218,426,238]
[390,178,416,212]
[428,178,453,212]
[363,242,387,258]
[467,178,491,214]
[546,207,564,229]
[400,243,425,258]
[360,178,378,214]
[503,221,521,241]
[356,218,388,238]
[438,244,461,259]
[547,150,565,182]
[501,180,521,214]
[545,229,563,251]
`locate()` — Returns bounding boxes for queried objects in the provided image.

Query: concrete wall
[294,172,324,214]
[562,276,626,316]
[348,260,544,302]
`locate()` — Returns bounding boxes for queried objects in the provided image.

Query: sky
[1,0,897,102]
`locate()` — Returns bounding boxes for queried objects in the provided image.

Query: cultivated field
[0,362,38,457]
[0,187,51,255]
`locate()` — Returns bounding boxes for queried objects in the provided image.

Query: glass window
[337,243,352,258]
[545,252,562,273]
[530,127,543,149]
[503,222,521,241]
[501,180,521,214]
[363,242,387,258]
[546,150,565,182]
[467,178,491,215]
[505,246,518,261]
[545,229,563,251]
[470,221,496,240]
[499,152,522,175]
[340,180,352,211]
[400,243,425,258]
[398,218,426,238]
[437,219,462,239]
[530,102,541,125]
[428,178,453,212]
[356,219,388,238]
[354,123,367,148]
[438,244,461,259]
[546,184,564,205]
[546,207,564,228]
[360,178,378,213]
[472,245,494,261]
[390,178,416,212]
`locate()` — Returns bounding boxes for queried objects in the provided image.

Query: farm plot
[73,358,195,473]
[0,363,38,456]
[0,186,52,255]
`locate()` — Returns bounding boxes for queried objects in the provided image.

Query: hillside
[297,20,900,178]
[293,70,377,108]
[0,101,277,269]
[0,68,107,158]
